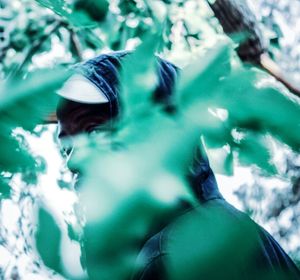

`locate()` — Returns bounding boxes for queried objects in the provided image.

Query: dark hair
[56,98,118,138]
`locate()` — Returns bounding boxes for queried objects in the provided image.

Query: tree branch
[8,21,63,80]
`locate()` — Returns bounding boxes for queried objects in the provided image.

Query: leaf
[0,67,69,178]
[218,69,300,151]
[35,0,67,17]
[0,67,70,130]
[236,132,277,174]
[79,28,104,50]
[71,115,202,279]
[177,41,231,109]
[73,0,109,22]
[0,132,36,173]
[0,177,11,200]
[35,0,108,27]
[120,32,160,117]
[207,146,234,176]
[35,206,62,274]
[178,49,300,173]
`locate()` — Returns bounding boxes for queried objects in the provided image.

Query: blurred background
[0,0,300,279]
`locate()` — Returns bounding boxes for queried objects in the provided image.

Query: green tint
[2,1,300,278]
[0,177,11,199]
[35,0,109,27]
[209,146,234,176]
[35,206,62,274]
[0,129,34,171]
[35,0,66,17]
[64,38,300,278]
[0,68,69,128]
[71,102,204,279]
[0,67,69,175]
[120,32,160,118]
[166,200,267,280]
[177,41,231,108]
[0,67,69,219]
[174,42,300,173]
[237,131,277,174]
[73,0,109,22]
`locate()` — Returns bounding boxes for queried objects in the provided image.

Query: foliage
[35,206,62,274]
[0,0,299,279]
